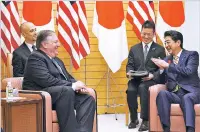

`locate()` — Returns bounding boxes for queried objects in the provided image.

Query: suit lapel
[166,55,177,79]
[138,43,145,62]
[22,42,31,55]
[145,42,156,64]
[178,49,187,66]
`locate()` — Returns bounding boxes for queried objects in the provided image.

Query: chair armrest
[40,91,53,132]
[18,90,53,132]
[149,84,166,131]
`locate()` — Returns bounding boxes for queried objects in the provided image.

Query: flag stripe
[1,49,7,65]
[58,12,79,53]
[1,29,11,51]
[58,23,80,67]
[59,2,79,52]
[57,1,90,69]
[138,1,152,21]
[1,1,20,64]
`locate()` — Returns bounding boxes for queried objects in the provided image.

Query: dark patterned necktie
[32,45,36,51]
[52,59,67,80]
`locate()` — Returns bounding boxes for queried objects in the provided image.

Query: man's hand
[77,88,88,94]
[127,70,134,80]
[151,58,169,69]
[73,81,88,94]
[142,73,154,81]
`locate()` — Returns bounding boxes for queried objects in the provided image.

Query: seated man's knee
[126,88,137,94]
[182,94,194,102]
[157,90,168,98]
[87,88,96,100]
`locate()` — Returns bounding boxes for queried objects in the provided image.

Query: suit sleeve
[12,51,24,77]
[152,47,166,83]
[168,51,199,76]
[26,55,72,88]
[126,48,134,73]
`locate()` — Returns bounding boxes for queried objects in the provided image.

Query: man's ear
[177,40,181,47]
[21,32,26,38]
[42,41,48,49]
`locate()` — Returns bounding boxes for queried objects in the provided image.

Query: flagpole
[69,57,73,74]
[84,58,86,84]
[3,62,7,79]
[106,68,110,108]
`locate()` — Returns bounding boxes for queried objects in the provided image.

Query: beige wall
[1,1,162,114]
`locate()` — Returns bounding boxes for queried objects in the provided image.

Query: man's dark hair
[164,30,183,48]
[36,30,55,49]
[141,20,155,32]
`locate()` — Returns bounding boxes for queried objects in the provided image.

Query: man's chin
[167,50,172,55]
[143,40,151,44]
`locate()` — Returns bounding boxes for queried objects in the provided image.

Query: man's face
[141,28,154,44]
[44,34,60,58]
[164,36,180,55]
[22,23,37,43]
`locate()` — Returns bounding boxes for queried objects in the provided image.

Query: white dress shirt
[25,42,36,52]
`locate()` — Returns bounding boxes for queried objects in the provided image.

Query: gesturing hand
[151,58,169,69]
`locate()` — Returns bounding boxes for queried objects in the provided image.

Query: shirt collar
[176,49,183,58]
[142,41,153,49]
[25,42,36,52]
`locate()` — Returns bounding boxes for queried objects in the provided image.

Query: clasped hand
[74,81,88,94]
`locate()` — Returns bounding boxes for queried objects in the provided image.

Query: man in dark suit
[126,20,166,131]
[23,30,95,132]
[152,30,200,132]
[12,22,37,77]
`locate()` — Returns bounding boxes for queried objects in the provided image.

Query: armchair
[1,77,97,132]
[149,84,200,132]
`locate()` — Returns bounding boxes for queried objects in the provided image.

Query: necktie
[144,45,148,60]
[32,45,36,51]
[52,59,67,80]
[173,56,179,65]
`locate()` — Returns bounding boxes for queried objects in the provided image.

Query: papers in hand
[128,70,149,78]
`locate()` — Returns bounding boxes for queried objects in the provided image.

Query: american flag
[1,1,20,65]
[57,1,90,69]
[126,1,155,41]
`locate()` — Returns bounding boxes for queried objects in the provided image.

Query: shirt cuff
[160,69,164,74]
[72,83,76,91]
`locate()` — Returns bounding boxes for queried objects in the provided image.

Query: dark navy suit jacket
[163,49,200,93]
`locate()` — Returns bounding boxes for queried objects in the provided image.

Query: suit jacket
[126,42,166,83]
[23,50,76,91]
[163,49,200,93]
[12,42,31,77]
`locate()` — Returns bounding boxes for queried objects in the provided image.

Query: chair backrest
[7,53,13,77]
[1,77,23,90]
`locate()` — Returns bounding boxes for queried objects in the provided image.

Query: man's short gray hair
[36,30,55,49]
